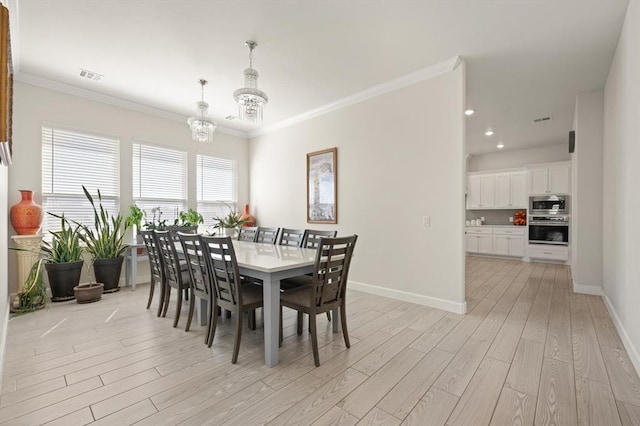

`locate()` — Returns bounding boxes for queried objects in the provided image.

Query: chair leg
[146,279,155,309]
[326,311,332,321]
[232,310,243,364]
[225,309,232,319]
[162,285,171,317]
[340,304,350,348]
[297,311,304,335]
[309,313,320,367]
[204,298,212,345]
[185,288,195,332]
[208,300,219,347]
[173,287,183,328]
[184,287,189,301]
[249,309,256,330]
[156,281,165,317]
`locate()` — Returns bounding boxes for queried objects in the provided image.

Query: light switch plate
[423,216,430,227]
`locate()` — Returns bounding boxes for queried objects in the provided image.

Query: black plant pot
[93,256,124,293]
[45,260,83,302]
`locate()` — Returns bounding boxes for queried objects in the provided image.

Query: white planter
[223,227,237,238]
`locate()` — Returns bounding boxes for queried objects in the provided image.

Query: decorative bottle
[10,190,43,235]
[240,204,255,227]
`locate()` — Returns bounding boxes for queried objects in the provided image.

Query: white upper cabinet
[494,171,527,208]
[467,175,495,209]
[528,163,571,195]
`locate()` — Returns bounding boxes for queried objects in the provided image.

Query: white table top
[233,241,317,273]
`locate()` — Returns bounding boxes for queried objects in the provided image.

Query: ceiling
[13,0,629,154]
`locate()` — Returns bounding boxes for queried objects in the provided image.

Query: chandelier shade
[233,40,268,123]
[188,79,217,143]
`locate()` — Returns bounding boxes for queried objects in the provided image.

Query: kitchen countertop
[466,225,527,228]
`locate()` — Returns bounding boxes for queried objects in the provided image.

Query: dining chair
[303,229,337,248]
[155,230,191,328]
[256,227,280,244]
[238,226,258,242]
[177,232,215,342]
[140,230,166,317]
[279,235,358,366]
[200,235,264,363]
[278,228,306,247]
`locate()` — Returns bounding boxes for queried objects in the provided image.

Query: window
[196,155,236,226]
[132,142,187,224]
[42,126,120,234]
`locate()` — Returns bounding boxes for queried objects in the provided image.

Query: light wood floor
[2,257,640,425]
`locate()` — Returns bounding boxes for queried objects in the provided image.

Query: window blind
[42,126,120,234]
[196,155,236,225]
[132,142,187,223]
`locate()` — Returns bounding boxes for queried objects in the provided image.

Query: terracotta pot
[240,204,255,227]
[74,283,104,304]
[10,190,43,235]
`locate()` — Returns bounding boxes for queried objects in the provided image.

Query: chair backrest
[199,235,242,310]
[177,232,210,299]
[278,228,306,247]
[237,226,258,242]
[140,230,164,285]
[256,227,280,244]
[303,229,338,249]
[166,225,198,240]
[310,235,358,312]
[155,230,185,288]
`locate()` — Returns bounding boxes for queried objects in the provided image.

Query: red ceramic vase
[10,190,43,235]
[240,203,255,227]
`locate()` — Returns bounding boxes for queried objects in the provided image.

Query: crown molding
[13,72,248,138]
[249,55,462,138]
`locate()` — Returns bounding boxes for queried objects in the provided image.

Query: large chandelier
[233,40,268,123]
[187,79,216,143]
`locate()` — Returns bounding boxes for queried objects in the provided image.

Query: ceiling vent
[77,68,103,82]
[533,116,551,123]
[225,115,238,121]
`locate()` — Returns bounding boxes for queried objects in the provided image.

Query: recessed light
[497,143,505,149]
[464,109,475,116]
[485,129,494,136]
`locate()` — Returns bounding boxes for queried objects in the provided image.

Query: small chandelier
[233,40,268,123]
[187,79,217,143]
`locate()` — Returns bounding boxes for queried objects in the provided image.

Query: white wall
[249,63,466,313]
[0,164,8,388]
[467,144,569,172]
[7,82,249,293]
[570,90,604,294]
[603,0,640,374]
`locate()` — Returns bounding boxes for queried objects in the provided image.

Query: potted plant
[73,261,104,304]
[10,258,47,313]
[42,213,85,301]
[213,205,250,238]
[144,206,167,231]
[167,208,204,234]
[125,204,145,236]
[75,186,130,293]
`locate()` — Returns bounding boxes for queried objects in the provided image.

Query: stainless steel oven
[529,195,568,215]
[529,215,569,246]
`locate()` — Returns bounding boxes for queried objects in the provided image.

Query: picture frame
[0,4,13,166]
[307,147,337,224]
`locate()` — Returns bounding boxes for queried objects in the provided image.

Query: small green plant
[12,259,47,313]
[213,204,249,231]
[125,205,145,230]
[176,208,204,227]
[42,213,83,263]
[144,206,167,230]
[75,186,130,259]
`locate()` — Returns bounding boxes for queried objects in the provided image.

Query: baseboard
[572,280,604,296]
[349,280,467,314]
[0,300,10,392]
[602,295,640,377]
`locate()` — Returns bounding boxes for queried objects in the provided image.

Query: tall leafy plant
[42,213,83,263]
[76,186,130,259]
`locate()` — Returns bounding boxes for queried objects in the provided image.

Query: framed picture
[307,147,337,224]
[0,4,13,165]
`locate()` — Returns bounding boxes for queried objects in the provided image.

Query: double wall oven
[528,195,569,246]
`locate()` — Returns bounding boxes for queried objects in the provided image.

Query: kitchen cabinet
[467,175,495,209]
[528,163,570,195]
[529,244,569,261]
[466,227,525,258]
[494,172,527,208]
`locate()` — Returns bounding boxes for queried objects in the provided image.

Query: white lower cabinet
[466,227,524,258]
[528,244,569,261]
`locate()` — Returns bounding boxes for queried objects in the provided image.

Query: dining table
[192,240,340,367]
